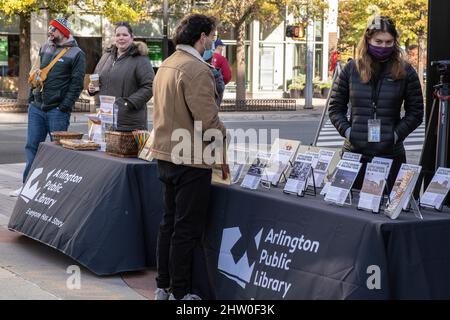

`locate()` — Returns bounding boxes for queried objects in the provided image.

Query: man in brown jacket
[151,14,227,300]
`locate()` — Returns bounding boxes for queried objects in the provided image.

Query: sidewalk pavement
[0,163,156,300]
[0,98,327,124]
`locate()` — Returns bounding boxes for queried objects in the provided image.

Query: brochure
[420,167,450,210]
[324,160,361,206]
[284,153,314,195]
[308,149,335,188]
[358,163,388,213]
[241,152,271,190]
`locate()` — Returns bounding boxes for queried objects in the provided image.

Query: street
[0,118,322,164]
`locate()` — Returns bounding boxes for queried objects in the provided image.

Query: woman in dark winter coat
[89,22,154,130]
[328,16,424,189]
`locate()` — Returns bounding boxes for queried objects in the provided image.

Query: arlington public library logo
[218,226,321,298]
[20,168,44,203]
[218,227,263,289]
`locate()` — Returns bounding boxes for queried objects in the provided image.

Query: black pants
[155,160,212,299]
[352,153,406,192]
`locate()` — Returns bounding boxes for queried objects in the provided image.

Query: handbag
[28,47,70,90]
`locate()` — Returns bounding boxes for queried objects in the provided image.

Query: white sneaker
[154,288,171,300]
[169,293,202,300]
[9,187,22,197]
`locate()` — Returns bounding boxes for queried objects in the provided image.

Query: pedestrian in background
[328,16,423,190]
[88,21,154,130]
[203,40,225,108]
[212,38,232,85]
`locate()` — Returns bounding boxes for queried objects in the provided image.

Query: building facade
[0,0,338,97]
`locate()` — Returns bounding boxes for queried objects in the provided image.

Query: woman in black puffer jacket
[329,16,423,189]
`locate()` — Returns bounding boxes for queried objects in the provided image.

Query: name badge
[368,119,381,142]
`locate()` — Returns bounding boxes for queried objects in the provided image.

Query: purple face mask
[368,44,394,60]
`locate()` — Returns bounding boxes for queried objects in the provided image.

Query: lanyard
[371,79,383,120]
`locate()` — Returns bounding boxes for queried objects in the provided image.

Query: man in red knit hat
[10,17,85,197]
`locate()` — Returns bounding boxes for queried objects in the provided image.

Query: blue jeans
[23,104,71,183]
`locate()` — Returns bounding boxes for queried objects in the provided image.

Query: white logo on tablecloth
[218,227,262,289]
[20,168,43,203]
[218,226,321,298]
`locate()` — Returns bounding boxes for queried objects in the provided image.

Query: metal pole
[283,5,288,94]
[436,79,449,169]
[304,19,314,109]
[313,61,341,145]
[162,0,169,60]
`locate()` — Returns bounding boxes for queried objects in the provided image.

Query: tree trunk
[235,22,246,107]
[17,14,31,110]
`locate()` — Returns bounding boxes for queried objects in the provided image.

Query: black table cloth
[8,142,450,299]
[8,142,163,275]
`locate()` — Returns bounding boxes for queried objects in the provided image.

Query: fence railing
[73,98,91,112]
[219,99,296,112]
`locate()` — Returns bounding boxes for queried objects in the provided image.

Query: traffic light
[286,25,305,40]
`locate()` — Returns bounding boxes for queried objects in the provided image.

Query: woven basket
[51,131,84,145]
[105,131,138,157]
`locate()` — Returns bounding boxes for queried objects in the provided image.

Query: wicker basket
[105,131,138,157]
[51,131,84,145]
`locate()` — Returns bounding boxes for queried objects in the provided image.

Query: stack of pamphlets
[262,139,300,186]
[321,152,362,195]
[227,147,249,184]
[241,152,271,190]
[307,149,335,188]
[324,160,361,206]
[420,167,450,210]
[358,163,388,213]
[283,153,314,195]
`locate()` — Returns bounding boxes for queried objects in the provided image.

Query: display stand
[379,182,391,212]
[260,169,272,189]
[278,159,294,185]
[344,189,353,206]
[299,167,317,197]
[403,196,424,220]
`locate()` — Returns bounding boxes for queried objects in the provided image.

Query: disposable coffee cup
[90,74,100,91]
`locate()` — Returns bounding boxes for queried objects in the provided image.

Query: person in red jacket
[212,38,232,84]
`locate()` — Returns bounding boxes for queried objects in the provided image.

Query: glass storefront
[0,15,19,77]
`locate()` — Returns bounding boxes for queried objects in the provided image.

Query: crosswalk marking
[315,119,426,151]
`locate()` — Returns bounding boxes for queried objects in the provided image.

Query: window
[314,44,323,78]
[0,35,19,77]
[314,19,323,42]
[293,43,306,77]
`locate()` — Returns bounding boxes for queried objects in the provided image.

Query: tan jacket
[150,46,226,168]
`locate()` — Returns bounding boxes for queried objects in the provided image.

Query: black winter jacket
[29,37,86,113]
[328,59,424,158]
